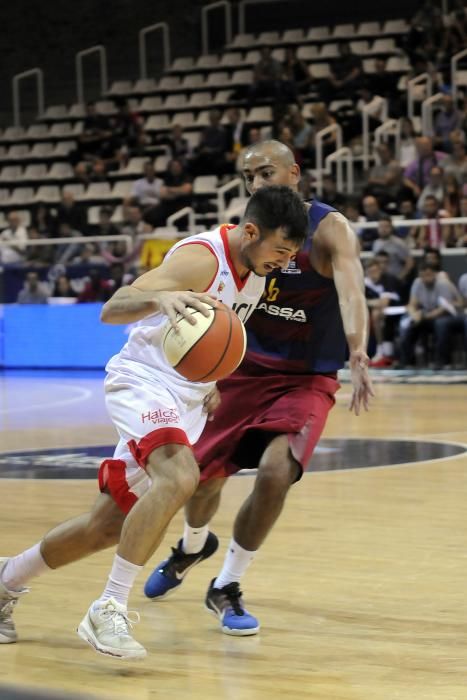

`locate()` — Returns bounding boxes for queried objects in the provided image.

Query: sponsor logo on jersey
[256,302,307,322]
[141,408,180,425]
[232,301,255,322]
[217,281,225,294]
[281,259,302,275]
[220,269,230,276]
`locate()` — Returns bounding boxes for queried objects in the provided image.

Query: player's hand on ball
[155,291,217,332]
[203,384,221,421]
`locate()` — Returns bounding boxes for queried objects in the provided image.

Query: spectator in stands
[51,274,78,299]
[443,173,461,217]
[31,203,56,237]
[131,161,164,210]
[235,127,262,172]
[358,195,383,250]
[442,140,467,185]
[225,107,249,156]
[454,195,467,246]
[0,212,28,264]
[305,103,337,166]
[404,137,447,198]
[95,206,121,239]
[396,199,419,240]
[106,262,133,294]
[416,165,445,212]
[282,46,312,100]
[372,216,415,288]
[16,271,49,304]
[399,118,418,168]
[399,262,465,369]
[56,191,87,235]
[458,270,467,308]
[412,195,450,249]
[365,143,404,205]
[289,109,314,165]
[369,59,399,105]
[55,222,84,265]
[249,46,283,104]
[190,110,229,176]
[164,124,191,165]
[320,175,347,212]
[365,257,402,367]
[72,102,113,169]
[433,95,463,153]
[277,125,303,166]
[110,98,145,155]
[326,42,363,101]
[356,85,386,123]
[144,159,193,228]
[78,268,112,303]
[25,227,55,267]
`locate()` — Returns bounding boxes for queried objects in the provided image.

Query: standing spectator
[249,47,283,104]
[433,94,463,153]
[0,212,28,264]
[131,161,164,210]
[404,137,447,198]
[16,271,49,304]
[372,216,415,287]
[399,262,465,369]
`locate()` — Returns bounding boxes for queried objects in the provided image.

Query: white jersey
[105,224,265,403]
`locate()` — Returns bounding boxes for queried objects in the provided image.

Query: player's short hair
[243,185,308,247]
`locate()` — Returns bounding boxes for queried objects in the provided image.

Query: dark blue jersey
[245,201,347,374]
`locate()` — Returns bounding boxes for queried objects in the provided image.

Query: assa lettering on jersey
[231,301,255,322]
[256,302,307,322]
[141,408,180,425]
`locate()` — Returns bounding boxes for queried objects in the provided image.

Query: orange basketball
[162,302,246,383]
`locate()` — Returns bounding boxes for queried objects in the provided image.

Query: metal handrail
[0,234,133,249]
[139,22,170,79]
[167,206,196,233]
[324,147,354,194]
[421,92,444,136]
[374,118,401,161]
[216,177,245,217]
[353,217,467,230]
[12,68,45,127]
[76,46,108,104]
[451,48,467,103]
[407,72,432,120]
[201,1,232,55]
[315,123,342,197]
[362,97,388,170]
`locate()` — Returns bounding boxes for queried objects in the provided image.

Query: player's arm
[100,244,218,326]
[321,213,375,415]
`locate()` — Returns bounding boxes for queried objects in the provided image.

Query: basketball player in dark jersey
[144,140,375,636]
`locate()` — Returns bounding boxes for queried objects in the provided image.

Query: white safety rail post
[315,124,342,197]
[76,46,108,104]
[374,118,401,161]
[407,72,432,120]
[421,92,444,136]
[362,97,388,171]
[202,2,232,55]
[12,68,44,127]
[167,206,196,234]
[451,48,467,104]
[324,147,354,194]
[216,177,246,219]
[139,22,170,79]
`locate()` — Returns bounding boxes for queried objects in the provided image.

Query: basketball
[162,302,247,382]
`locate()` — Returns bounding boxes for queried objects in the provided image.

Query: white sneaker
[0,558,28,644]
[77,597,147,659]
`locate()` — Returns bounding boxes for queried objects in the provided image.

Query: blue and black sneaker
[144,532,219,600]
[205,578,260,636]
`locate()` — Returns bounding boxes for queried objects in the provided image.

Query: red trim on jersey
[173,240,219,292]
[127,427,191,468]
[98,459,138,514]
[220,224,251,291]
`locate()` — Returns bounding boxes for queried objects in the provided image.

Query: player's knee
[147,447,200,503]
[86,499,125,548]
[255,459,297,500]
[191,477,224,501]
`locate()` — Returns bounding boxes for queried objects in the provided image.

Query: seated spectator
[282,46,312,100]
[289,110,314,164]
[442,140,467,185]
[357,85,386,122]
[72,102,113,170]
[365,144,408,205]
[31,203,56,237]
[25,226,55,267]
[305,103,337,165]
[165,124,191,165]
[454,194,467,247]
[235,127,262,172]
[16,271,49,304]
[78,268,113,302]
[131,161,164,210]
[224,107,249,157]
[458,270,467,309]
[71,242,107,266]
[52,274,78,298]
[365,257,402,366]
[443,173,461,217]
[249,47,283,104]
[0,212,28,264]
[324,42,363,101]
[56,191,87,235]
[95,206,121,239]
[399,262,465,369]
[395,199,419,240]
[358,195,384,250]
[144,159,193,228]
[320,175,347,212]
[189,110,229,176]
[369,58,399,104]
[399,118,418,168]
[372,216,415,290]
[433,94,463,153]
[55,222,84,265]
[110,98,146,156]
[277,125,303,166]
[412,195,451,248]
[417,165,445,212]
[404,136,447,199]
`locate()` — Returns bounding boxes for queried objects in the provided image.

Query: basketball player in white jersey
[0,185,307,659]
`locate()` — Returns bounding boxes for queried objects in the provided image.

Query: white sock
[1,543,51,591]
[383,341,394,357]
[214,539,256,590]
[182,523,209,554]
[97,554,143,607]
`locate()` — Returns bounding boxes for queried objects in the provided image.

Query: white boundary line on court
[0,383,94,414]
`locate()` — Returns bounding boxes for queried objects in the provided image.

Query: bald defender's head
[240,140,301,195]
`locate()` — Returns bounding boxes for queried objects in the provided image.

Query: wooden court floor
[0,372,467,700]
